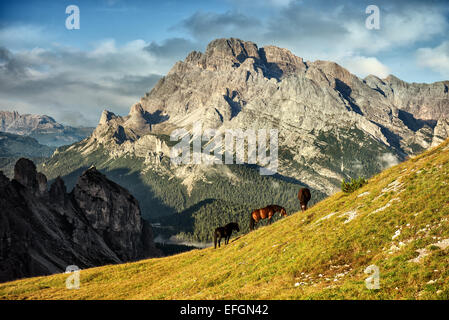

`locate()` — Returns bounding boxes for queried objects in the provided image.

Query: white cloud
[341,7,448,55]
[338,55,391,79]
[378,153,399,169]
[0,40,164,126]
[416,41,449,78]
[0,25,56,50]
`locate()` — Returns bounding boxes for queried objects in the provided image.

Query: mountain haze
[0,111,94,147]
[0,132,54,158]
[0,131,55,179]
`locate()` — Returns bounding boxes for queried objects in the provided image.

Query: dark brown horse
[298,188,311,212]
[214,222,240,248]
[249,205,287,231]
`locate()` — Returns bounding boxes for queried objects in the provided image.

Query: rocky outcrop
[0,158,160,283]
[13,158,40,193]
[432,118,449,147]
[49,176,67,204]
[0,171,8,188]
[72,167,155,261]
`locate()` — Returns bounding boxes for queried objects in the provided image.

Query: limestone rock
[72,167,154,261]
[0,158,160,283]
[432,118,449,147]
[49,176,67,204]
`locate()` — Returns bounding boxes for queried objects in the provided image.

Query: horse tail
[214,231,217,249]
[249,214,255,231]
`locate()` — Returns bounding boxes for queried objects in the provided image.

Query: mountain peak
[383,74,404,84]
[99,109,118,125]
[205,37,259,59]
[180,38,306,78]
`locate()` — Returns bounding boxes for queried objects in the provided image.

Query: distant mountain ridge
[40,38,449,224]
[0,111,94,147]
[0,131,55,179]
[0,131,54,158]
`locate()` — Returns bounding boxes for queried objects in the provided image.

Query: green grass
[341,177,367,193]
[1,139,449,300]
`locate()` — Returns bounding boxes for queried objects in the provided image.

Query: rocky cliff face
[364,75,449,121]
[72,167,156,261]
[74,38,448,194]
[0,158,160,283]
[0,111,94,147]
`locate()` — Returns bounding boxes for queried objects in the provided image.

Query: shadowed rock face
[72,167,154,261]
[0,132,55,158]
[0,158,160,283]
[0,171,8,188]
[13,158,39,193]
[49,176,67,204]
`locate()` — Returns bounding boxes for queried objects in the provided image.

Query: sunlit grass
[1,139,448,300]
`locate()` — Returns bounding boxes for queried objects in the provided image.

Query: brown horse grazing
[298,188,311,212]
[214,222,240,248]
[249,205,287,231]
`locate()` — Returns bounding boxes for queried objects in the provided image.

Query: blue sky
[1,0,220,47]
[0,0,448,126]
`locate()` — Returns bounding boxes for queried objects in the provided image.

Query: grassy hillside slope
[154,198,283,243]
[1,139,448,300]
